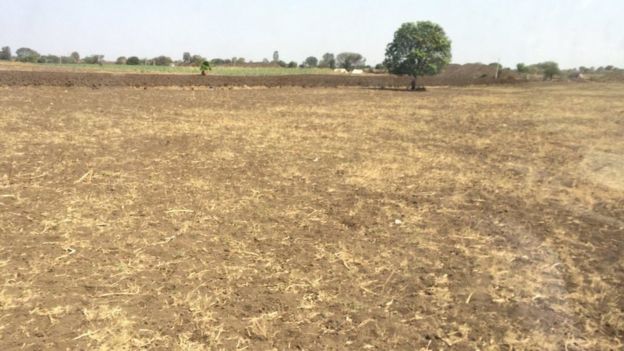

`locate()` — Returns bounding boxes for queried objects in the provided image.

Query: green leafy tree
[0,46,11,60]
[70,51,80,63]
[287,61,298,68]
[183,52,191,64]
[116,56,127,65]
[336,52,365,72]
[304,56,318,68]
[384,21,452,90]
[538,61,560,80]
[16,47,40,63]
[516,63,529,73]
[83,55,104,64]
[200,61,211,75]
[153,55,173,66]
[319,53,336,69]
[273,51,279,63]
[126,56,140,65]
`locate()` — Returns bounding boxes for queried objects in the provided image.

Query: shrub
[126,56,140,65]
[200,61,211,75]
[516,63,529,73]
[153,55,173,66]
[537,61,560,80]
[83,55,104,64]
[40,55,61,64]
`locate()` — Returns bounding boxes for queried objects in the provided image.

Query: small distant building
[333,68,347,74]
[351,69,364,74]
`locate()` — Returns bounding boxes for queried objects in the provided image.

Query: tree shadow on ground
[364,86,428,92]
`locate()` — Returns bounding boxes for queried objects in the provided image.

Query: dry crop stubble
[0,83,623,350]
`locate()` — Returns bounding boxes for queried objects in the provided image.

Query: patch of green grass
[35,63,334,76]
[209,66,331,76]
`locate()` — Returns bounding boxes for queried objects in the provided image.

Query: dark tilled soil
[0,70,513,88]
[1,84,622,350]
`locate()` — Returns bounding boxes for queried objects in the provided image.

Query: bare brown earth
[0,70,409,88]
[0,63,516,88]
[1,83,623,350]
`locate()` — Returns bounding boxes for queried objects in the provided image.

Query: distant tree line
[3,45,619,78]
[0,47,85,64]
[513,62,622,80]
[515,62,560,80]
[0,46,374,71]
[576,65,620,73]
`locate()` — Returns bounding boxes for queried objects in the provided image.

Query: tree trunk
[201,70,206,76]
[410,76,417,91]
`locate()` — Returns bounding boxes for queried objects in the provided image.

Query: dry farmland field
[1,81,623,350]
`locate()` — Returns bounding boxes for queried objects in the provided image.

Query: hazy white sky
[1,0,623,68]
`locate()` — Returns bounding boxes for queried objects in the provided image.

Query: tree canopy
[537,61,560,80]
[153,55,173,66]
[191,55,205,66]
[319,53,336,69]
[16,47,40,63]
[126,56,140,65]
[200,61,211,75]
[384,21,452,84]
[516,63,529,73]
[82,55,104,64]
[0,46,11,60]
[70,51,80,63]
[304,56,318,68]
[336,52,365,72]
